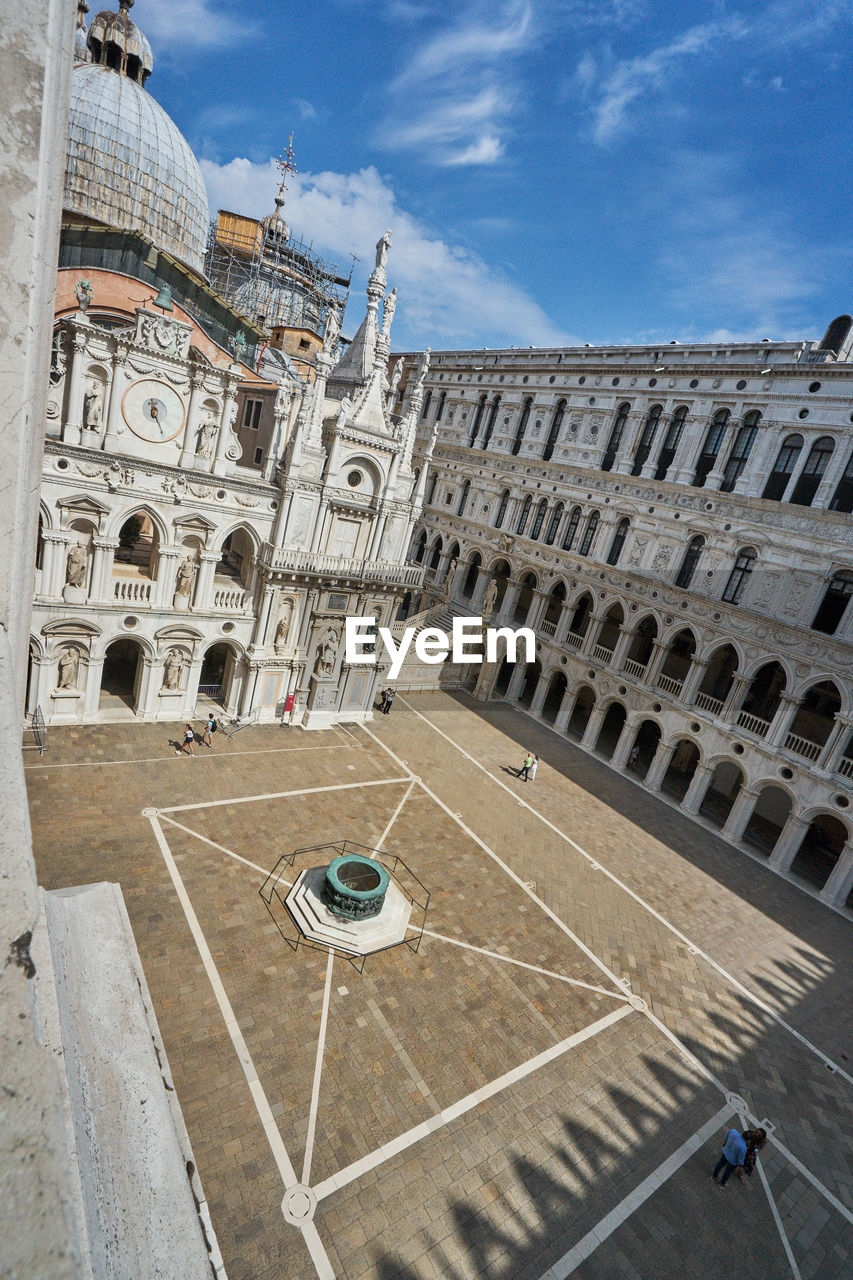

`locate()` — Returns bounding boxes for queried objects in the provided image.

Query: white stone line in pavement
[366,997,439,1113]
[302,951,335,1188]
[539,1104,735,1279]
[158,814,277,880]
[642,1007,728,1096]
[312,1005,634,1202]
[332,722,364,749]
[398,698,853,1089]
[734,1109,803,1280]
[147,813,335,1280]
[376,778,417,851]
[362,724,629,1000]
[158,775,408,815]
[417,927,631,1003]
[24,743,350,770]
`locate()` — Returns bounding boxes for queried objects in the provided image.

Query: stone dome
[87,1,153,84]
[64,60,210,275]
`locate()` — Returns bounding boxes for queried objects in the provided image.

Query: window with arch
[457,479,471,516]
[812,569,853,635]
[631,405,662,475]
[675,535,704,589]
[830,448,853,514]
[654,405,688,480]
[481,395,501,449]
[516,493,532,534]
[421,389,432,421]
[762,434,804,501]
[720,411,761,492]
[602,402,630,471]
[530,498,548,540]
[562,505,582,550]
[413,530,427,563]
[435,390,447,421]
[722,546,757,604]
[543,399,566,461]
[789,435,835,506]
[578,510,600,557]
[426,471,438,505]
[468,394,487,446]
[511,397,533,455]
[693,408,730,486]
[545,501,564,545]
[607,517,630,565]
[494,488,510,528]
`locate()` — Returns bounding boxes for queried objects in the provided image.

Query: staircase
[388,601,475,693]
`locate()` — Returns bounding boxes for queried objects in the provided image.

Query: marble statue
[445,556,458,587]
[375,229,392,273]
[65,542,88,588]
[482,577,499,616]
[323,304,341,354]
[381,288,397,337]
[174,555,197,601]
[74,278,93,312]
[274,599,293,652]
[83,384,102,430]
[162,649,184,690]
[386,358,403,409]
[315,629,338,677]
[57,648,79,690]
[196,415,218,459]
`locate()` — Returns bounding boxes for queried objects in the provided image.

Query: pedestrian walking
[628,745,640,769]
[176,724,195,757]
[529,755,538,782]
[711,1128,749,1187]
[742,1128,768,1178]
[378,687,390,713]
[382,687,396,715]
[202,714,216,748]
[519,752,534,781]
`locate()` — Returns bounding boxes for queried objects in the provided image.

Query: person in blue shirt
[711,1128,748,1187]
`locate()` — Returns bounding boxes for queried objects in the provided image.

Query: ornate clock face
[122,378,185,443]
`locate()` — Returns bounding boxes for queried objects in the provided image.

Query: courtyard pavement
[25,691,853,1280]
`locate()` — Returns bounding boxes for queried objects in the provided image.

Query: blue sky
[140,0,853,351]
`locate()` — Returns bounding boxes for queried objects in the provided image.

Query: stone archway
[199,643,236,708]
[518,659,541,709]
[566,686,595,740]
[742,785,792,856]
[494,657,513,697]
[698,761,743,829]
[628,719,660,778]
[595,702,627,758]
[789,814,848,890]
[99,638,144,713]
[541,671,567,723]
[661,739,700,802]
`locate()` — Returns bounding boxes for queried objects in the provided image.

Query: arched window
[494,488,510,529]
[654,405,688,480]
[457,479,470,516]
[812,569,853,635]
[543,400,566,461]
[427,471,438,505]
[530,498,548,540]
[762,434,803,501]
[545,502,564,546]
[830,448,853,514]
[562,505,582,551]
[469,394,487,446]
[421,389,432,421]
[631,405,662,475]
[435,390,447,421]
[516,494,532,535]
[511,397,533,455]
[721,411,761,492]
[675,535,704,589]
[602,403,630,472]
[578,510,600,557]
[607,517,629,566]
[413,530,427,563]
[790,436,834,506]
[482,395,501,449]
[693,409,730,486]
[722,546,757,604]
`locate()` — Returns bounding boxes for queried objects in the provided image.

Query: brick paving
[25,694,853,1280]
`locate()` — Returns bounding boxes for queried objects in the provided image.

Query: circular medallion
[122,378,185,443]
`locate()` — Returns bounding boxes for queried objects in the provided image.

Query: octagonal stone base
[285,865,412,957]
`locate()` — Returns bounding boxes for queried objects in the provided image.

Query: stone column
[63,325,88,443]
[178,370,205,470]
[819,839,853,906]
[580,611,606,655]
[720,785,760,842]
[811,445,849,510]
[610,718,637,770]
[39,530,65,599]
[736,426,778,499]
[83,652,104,717]
[580,701,607,750]
[552,604,572,646]
[704,423,736,490]
[766,812,809,872]
[193,550,219,612]
[766,692,801,747]
[609,624,634,671]
[154,546,181,608]
[505,660,528,702]
[643,740,676,793]
[642,640,669,687]
[367,508,389,560]
[821,717,853,774]
[679,657,709,707]
[681,761,714,815]
[252,585,277,648]
[553,685,576,733]
[529,672,551,718]
[135,656,156,718]
[667,416,703,484]
[721,671,751,722]
[612,411,644,474]
[497,581,521,622]
[90,535,119,603]
[523,589,544,631]
[213,374,239,475]
[102,346,128,452]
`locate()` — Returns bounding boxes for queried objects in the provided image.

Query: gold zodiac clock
[122,378,185,443]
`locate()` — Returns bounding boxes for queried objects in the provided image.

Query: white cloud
[200,156,572,348]
[293,99,318,121]
[139,0,249,49]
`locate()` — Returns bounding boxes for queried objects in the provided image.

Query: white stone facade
[406,328,853,910]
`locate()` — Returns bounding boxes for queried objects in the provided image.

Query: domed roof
[88,1,153,82]
[64,61,209,275]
